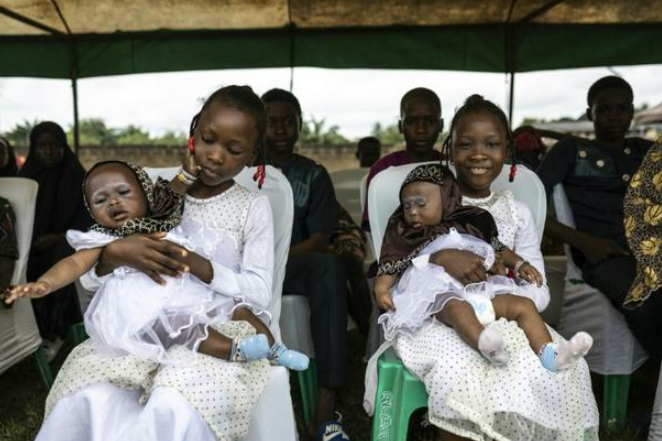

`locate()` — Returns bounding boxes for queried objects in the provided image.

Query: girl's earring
[187,137,195,154]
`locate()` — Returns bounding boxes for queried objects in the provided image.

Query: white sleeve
[512,200,550,312]
[79,264,111,291]
[206,195,274,310]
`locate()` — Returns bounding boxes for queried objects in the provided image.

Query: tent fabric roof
[1,0,661,78]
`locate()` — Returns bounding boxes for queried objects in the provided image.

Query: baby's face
[85,163,148,229]
[401,181,443,228]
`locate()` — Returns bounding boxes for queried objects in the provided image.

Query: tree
[371,122,402,145]
[300,116,349,146]
[115,125,152,145]
[153,130,187,145]
[3,119,39,146]
[68,118,118,146]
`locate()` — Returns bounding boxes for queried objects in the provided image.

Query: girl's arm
[91,232,189,287]
[510,200,550,311]
[186,196,274,310]
[501,248,543,286]
[6,248,101,303]
[374,274,397,311]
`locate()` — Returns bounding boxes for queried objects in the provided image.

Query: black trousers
[283,253,348,387]
[583,256,662,360]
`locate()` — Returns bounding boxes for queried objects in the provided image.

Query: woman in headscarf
[0,137,18,177]
[19,121,92,356]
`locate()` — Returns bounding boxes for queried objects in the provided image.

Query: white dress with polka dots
[39,183,274,441]
[393,190,599,440]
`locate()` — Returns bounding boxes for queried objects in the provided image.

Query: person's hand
[376,288,395,311]
[32,234,65,253]
[577,235,629,265]
[100,232,190,284]
[488,252,507,276]
[5,281,52,304]
[183,152,200,177]
[517,263,543,286]
[430,249,487,284]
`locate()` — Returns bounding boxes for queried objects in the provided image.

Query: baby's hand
[5,281,52,304]
[376,289,395,311]
[518,263,543,287]
[183,152,200,177]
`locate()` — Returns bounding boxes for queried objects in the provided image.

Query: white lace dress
[392,190,599,440]
[38,184,274,441]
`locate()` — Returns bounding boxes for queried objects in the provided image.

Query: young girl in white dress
[374,163,592,372]
[31,85,296,441]
[6,159,307,370]
[366,95,600,441]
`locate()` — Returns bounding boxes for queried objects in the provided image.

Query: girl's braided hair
[441,94,517,181]
[188,85,268,188]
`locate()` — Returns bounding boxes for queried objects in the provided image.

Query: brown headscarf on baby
[378,164,500,275]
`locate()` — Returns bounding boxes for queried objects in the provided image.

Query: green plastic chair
[296,359,319,428]
[602,374,630,430]
[33,346,54,389]
[371,347,427,441]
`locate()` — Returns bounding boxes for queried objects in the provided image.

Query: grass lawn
[0,330,657,441]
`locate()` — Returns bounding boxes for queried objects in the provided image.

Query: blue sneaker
[233,334,270,361]
[269,342,310,371]
[316,412,350,441]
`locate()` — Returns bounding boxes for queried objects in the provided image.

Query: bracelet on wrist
[178,167,198,184]
[514,259,529,275]
[176,172,196,186]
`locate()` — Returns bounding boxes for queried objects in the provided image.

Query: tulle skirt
[84,269,241,364]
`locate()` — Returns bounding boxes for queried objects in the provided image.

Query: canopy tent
[1,0,661,150]
[1,0,662,78]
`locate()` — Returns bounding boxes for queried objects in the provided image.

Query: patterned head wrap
[378,164,501,275]
[623,136,662,308]
[83,161,183,237]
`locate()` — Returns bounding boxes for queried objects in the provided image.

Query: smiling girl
[387,95,599,441]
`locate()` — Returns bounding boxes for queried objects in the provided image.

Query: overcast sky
[0,63,660,140]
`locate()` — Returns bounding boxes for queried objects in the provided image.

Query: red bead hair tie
[253,164,266,189]
[509,163,517,182]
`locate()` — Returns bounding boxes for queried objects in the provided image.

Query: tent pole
[70,41,80,157]
[71,76,80,157]
[508,70,515,126]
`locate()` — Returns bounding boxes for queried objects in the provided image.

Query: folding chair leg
[296,359,318,428]
[602,374,630,430]
[69,322,88,346]
[33,347,54,389]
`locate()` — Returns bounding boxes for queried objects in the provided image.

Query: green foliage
[371,122,402,145]
[3,119,39,146]
[300,116,349,146]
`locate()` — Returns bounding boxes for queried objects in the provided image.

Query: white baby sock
[556,332,593,370]
[477,327,508,367]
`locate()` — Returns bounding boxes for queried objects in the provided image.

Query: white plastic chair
[330,167,369,225]
[552,184,647,429]
[368,162,547,258]
[144,165,298,441]
[0,177,52,386]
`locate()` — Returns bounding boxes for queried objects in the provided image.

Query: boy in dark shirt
[262,89,350,441]
[537,76,659,358]
[362,88,443,229]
